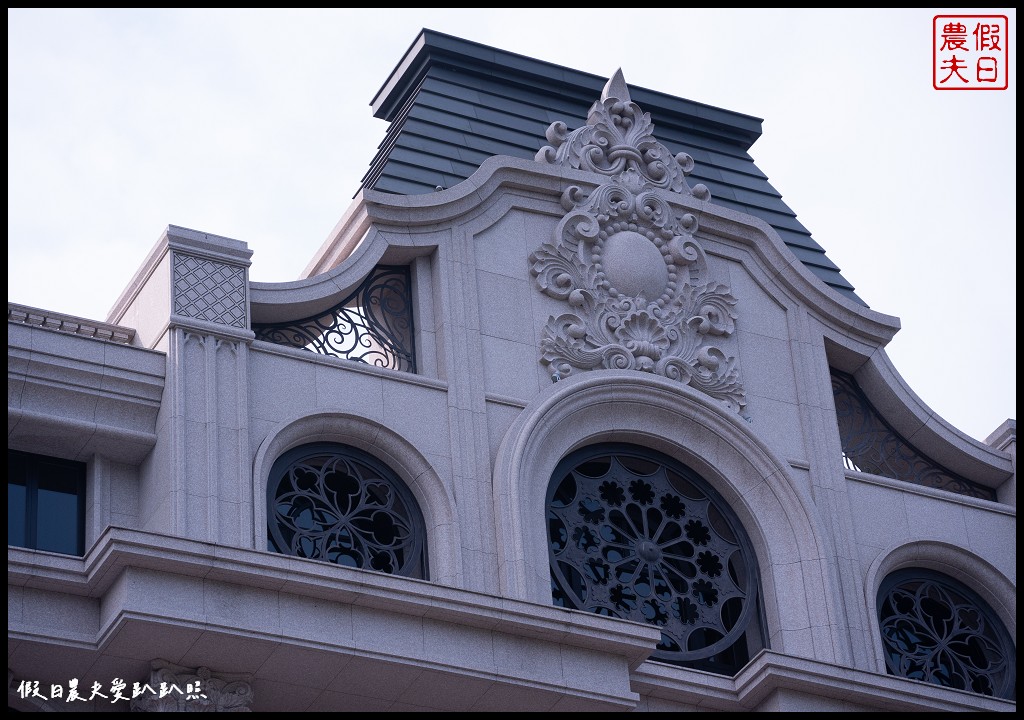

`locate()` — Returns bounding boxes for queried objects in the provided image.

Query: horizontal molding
[632,650,1015,712]
[9,302,135,345]
[8,528,660,668]
[845,469,1016,516]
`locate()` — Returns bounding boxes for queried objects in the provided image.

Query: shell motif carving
[532,71,745,413]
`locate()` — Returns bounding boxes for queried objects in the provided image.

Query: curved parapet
[262,150,903,345]
[250,220,403,325]
[826,338,1013,499]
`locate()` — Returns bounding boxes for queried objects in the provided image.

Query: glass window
[267,442,428,579]
[8,450,86,556]
[546,443,765,675]
[877,568,1015,699]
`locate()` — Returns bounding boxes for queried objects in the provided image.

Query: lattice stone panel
[173,253,247,328]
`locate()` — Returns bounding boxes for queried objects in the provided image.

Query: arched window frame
[545,442,766,675]
[267,442,428,579]
[876,567,1015,700]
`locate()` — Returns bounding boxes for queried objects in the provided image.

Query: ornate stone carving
[173,253,247,328]
[536,70,711,200]
[532,71,745,412]
[130,660,253,712]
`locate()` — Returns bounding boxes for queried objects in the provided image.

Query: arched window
[546,443,765,675]
[267,442,428,579]
[877,568,1015,699]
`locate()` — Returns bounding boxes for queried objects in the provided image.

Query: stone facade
[7,42,1015,713]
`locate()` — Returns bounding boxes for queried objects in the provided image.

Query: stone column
[109,225,255,546]
[166,228,254,546]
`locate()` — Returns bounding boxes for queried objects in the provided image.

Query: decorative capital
[129,660,253,712]
[173,252,248,329]
[536,70,711,200]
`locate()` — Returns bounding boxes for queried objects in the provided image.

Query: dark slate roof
[361,29,864,305]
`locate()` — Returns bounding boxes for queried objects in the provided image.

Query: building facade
[8,30,1016,712]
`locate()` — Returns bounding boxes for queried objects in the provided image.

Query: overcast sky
[7,8,1016,443]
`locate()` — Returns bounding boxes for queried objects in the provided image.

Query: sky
[7,8,1016,443]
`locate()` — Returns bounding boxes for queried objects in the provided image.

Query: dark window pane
[877,569,1015,700]
[8,482,27,547]
[36,487,82,554]
[7,450,85,556]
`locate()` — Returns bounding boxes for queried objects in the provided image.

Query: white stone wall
[7,152,1016,711]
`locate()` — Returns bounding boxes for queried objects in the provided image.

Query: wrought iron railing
[253,265,416,373]
[830,369,995,501]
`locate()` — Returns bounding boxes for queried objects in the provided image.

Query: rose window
[546,444,764,674]
[267,443,427,579]
[877,569,1014,699]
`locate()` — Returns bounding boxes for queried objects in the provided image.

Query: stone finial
[536,70,710,200]
[601,68,631,104]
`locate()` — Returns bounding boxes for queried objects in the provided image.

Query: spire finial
[536,66,710,201]
[601,69,630,103]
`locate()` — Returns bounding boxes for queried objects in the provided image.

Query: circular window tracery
[877,569,1015,699]
[267,442,427,579]
[546,444,764,674]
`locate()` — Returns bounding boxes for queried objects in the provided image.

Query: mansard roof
[360,29,863,305]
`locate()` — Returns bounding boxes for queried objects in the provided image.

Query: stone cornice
[8,321,165,463]
[9,302,135,345]
[632,650,1015,712]
[7,528,661,671]
[8,322,165,406]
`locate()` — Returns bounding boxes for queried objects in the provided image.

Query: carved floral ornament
[531,70,746,413]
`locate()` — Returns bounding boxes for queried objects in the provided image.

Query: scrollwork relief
[130,661,253,712]
[533,71,745,412]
